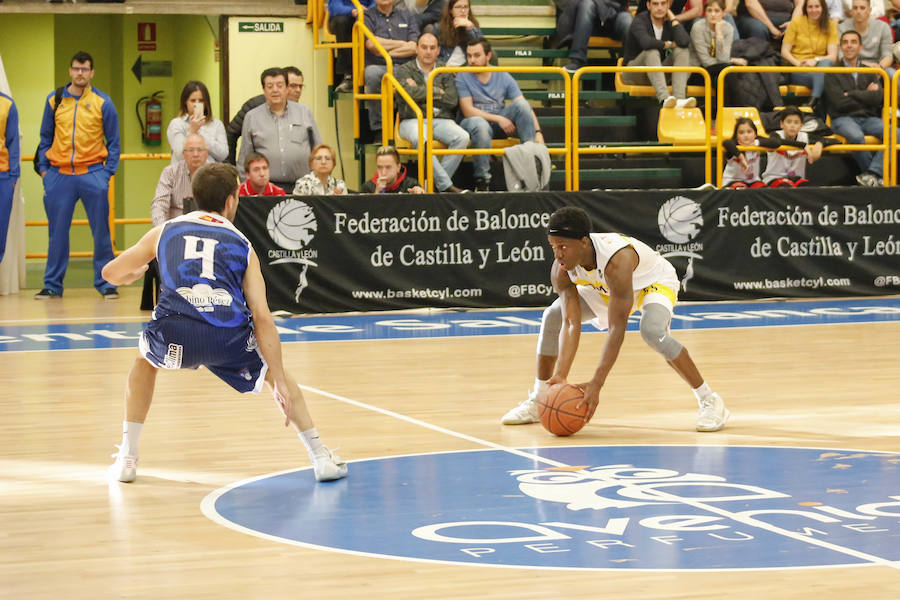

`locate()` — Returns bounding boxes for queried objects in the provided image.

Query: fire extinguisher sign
[138,23,157,51]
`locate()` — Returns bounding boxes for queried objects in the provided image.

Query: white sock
[692,382,712,402]
[122,421,143,456]
[299,428,326,457]
[533,378,549,395]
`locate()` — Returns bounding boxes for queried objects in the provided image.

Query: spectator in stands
[395,32,470,192]
[846,0,886,19]
[330,0,375,93]
[781,0,839,109]
[623,0,696,108]
[839,0,894,76]
[458,38,544,192]
[151,134,207,226]
[824,30,892,186]
[361,145,426,193]
[364,0,419,137]
[401,0,446,31]
[436,0,483,66]
[555,0,634,73]
[721,117,806,187]
[293,144,348,195]
[690,0,747,86]
[761,106,831,186]
[737,0,799,40]
[239,152,287,196]
[226,66,304,164]
[167,81,227,165]
[237,67,322,191]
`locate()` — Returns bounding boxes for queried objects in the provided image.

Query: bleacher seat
[657,107,707,145]
[716,106,766,139]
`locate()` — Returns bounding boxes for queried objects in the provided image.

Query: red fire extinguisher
[136,91,164,146]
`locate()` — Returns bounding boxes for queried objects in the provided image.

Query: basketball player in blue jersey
[501,206,729,432]
[103,163,347,483]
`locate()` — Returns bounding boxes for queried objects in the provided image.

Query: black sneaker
[563,62,583,74]
[474,177,490,192]
[101,288,119,300]
[34,288,62,299]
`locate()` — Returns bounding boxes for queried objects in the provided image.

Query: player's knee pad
[536,298,563,356]
[640,304,682,361]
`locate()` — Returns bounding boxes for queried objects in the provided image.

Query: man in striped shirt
[151,134,208,226]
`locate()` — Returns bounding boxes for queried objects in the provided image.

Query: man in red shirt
[239,152,286,196]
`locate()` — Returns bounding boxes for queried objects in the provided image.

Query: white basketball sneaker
[696,393,730,432]
[313,447,348,482]
[110,445,138,483]
[501,390,541,425]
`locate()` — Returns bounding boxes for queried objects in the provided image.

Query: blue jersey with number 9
[154,212,252,328]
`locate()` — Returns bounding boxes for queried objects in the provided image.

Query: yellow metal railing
[309,0,365,88]
[352,21,394,145]
[424,66,572,193]
[22,153,165,258]
[384,72,426,185]
[892,69,900,185]
[574,65,713,189]
[717,65,891,188]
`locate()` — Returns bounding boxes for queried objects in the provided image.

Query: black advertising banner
[233,188,899,313]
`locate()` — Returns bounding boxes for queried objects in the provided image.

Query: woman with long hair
[781,0,838,107]
[436,0,482,66]
[166,80,227,164]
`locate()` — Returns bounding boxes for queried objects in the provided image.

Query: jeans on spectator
[460,98,536,181]
[329,15,355,76]
[398,117,470,191]
[788,58,833,98]
[736,12,791,40]
[831,115,892,177]
[569,2,633,64]
[623,47,691,102]
[364,64,388,131]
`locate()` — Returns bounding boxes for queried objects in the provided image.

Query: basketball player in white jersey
[103,163,347,483]
[501,206,729,431]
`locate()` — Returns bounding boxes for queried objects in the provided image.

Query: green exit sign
[238,21,284,33]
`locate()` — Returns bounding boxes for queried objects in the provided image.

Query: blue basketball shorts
[139,316,268,393]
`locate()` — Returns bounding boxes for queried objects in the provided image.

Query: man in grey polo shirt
[237,67,322,191]
[364,0,419,136]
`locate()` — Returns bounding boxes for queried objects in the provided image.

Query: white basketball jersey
[762,130,809,182]
[567,233,675,298]
[722,139,763,185]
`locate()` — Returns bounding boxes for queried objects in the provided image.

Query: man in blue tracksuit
[36,50,120,299]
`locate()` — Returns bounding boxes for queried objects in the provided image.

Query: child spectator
[721,117,805,187]
[761,106,836,186]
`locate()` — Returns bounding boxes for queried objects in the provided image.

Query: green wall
[0,13,222,286]
[1,12,359,289]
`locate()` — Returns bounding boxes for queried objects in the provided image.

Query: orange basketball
[537,383,588,436]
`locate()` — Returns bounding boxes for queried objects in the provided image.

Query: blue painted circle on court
[203,445,900,570]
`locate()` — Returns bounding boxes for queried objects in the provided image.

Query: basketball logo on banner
[265,199,319,302]
[657,196,704,292]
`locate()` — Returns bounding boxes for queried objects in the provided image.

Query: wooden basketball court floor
[1,287,899,599]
